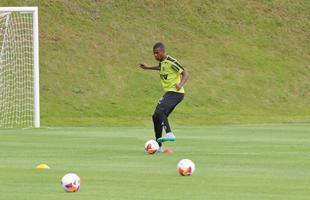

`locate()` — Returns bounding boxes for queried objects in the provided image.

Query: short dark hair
[153,42,165,50]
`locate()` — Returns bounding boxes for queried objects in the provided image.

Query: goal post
[0,7,40,128]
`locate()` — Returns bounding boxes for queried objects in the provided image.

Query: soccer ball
[61,173,80,192]
[144,139,159,154]
[177,159,195,176]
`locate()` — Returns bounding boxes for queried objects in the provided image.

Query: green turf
[0,124,309,200]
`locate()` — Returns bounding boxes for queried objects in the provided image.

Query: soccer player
[139,42,189,151]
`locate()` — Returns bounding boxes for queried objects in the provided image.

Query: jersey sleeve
[171,62,184,74]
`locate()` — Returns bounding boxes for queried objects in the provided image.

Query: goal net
[0,7,39,128]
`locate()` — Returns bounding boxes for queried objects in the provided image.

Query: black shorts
[154,91,184,116]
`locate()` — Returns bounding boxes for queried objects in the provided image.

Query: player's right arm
[139,63,160,71]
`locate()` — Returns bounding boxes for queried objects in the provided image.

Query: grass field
[0,1,309,199]
[1,123,309,200]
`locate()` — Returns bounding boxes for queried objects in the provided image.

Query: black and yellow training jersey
[159,55,185,93]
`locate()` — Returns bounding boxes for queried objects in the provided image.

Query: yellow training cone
[36,163,50,169]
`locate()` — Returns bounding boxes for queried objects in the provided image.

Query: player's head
[153,42,166,61]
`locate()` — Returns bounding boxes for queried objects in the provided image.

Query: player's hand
[139,63,149,69]
[176,83,182,91]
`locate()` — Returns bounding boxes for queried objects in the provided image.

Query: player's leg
[161,102,180,135]
[152,93,173,148]
[166,96,183,117]
[152,112,163,147]
[157,92,184,143]
[153,107,170,140]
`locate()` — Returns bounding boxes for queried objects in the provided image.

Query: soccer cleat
[157,132,176,143]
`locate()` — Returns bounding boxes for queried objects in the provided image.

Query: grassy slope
[1,0,310,126]
[0,124,310,200]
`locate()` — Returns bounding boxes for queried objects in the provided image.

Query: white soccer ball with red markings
[177,159,195,176]
[144,139,159,154]
[61,173,80,192]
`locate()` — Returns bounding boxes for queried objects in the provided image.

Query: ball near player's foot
[144,139,159,154]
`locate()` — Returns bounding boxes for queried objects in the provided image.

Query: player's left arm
[176,69,189,91]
